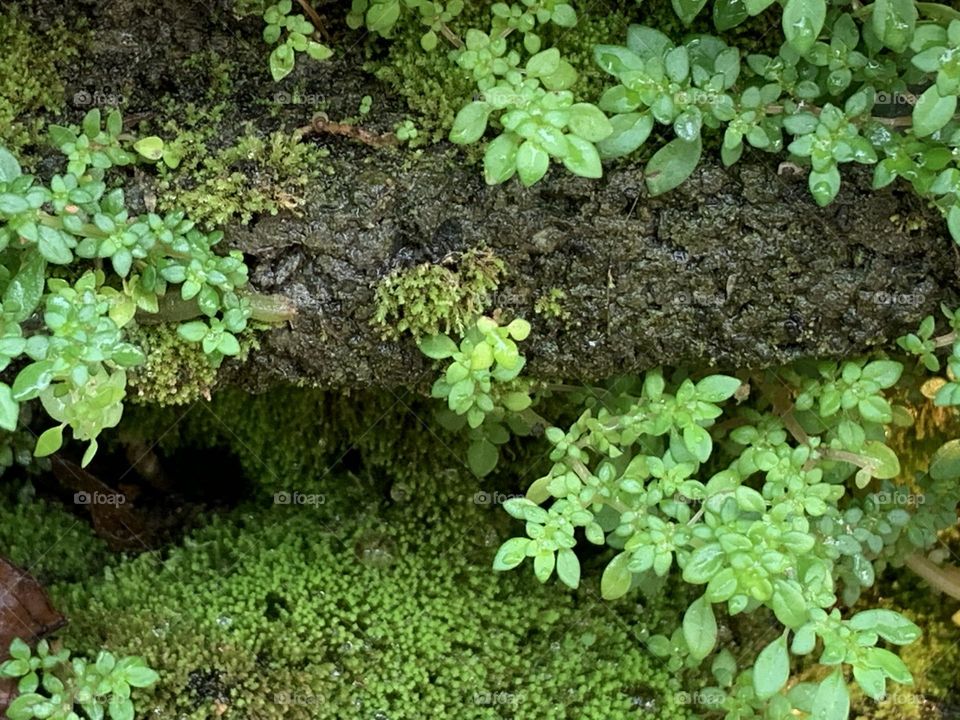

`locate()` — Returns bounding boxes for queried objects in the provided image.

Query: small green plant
[0,108,271,463]
[262,0,333,81]
[1,637,158,720]
[415,311,960,718]
[419,315,534,475]
[899,304,960,405]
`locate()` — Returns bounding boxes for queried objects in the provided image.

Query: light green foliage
[155,124,326,228]
[417,311,960,718]
[421,315,534,476]
[394,118,419,142]
[56,492,693,720]
[0,8,78,157]
[262,0,332,81]
[352,0,960,243]
[899,305,960,405]
[372,247,505,339]
[0,638,158,720]
[0,113,255,463]
[348,0,466,50]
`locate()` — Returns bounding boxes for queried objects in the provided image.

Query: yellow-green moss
[372,247,505,339]
[0,7,80,158]
[534,287,570,320]
[56,487,694,720]
[153,117,329,229]
[125,324,258,406]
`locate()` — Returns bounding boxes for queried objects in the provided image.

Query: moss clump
[154,120,329,229]
[534,288,570,320]
[57,481,693,720]
[0,491,110,587]
[125,324,228,406]
[0,7,79,158]
[372,247,505,339]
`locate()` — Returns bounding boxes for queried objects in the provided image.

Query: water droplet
[216,615,233,628]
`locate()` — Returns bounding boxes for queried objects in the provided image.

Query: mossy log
[19,0,960,390]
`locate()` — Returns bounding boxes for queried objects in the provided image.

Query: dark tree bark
[15,0,960,390]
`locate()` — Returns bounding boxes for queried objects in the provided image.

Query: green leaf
[644,137,702,196]
[561,135,603,178]
[626,25,673,60]
[809,166,841,206]
[811,670,849,720]
[12,361,54,401]
[555,548,580,588]
[597,112,653,159]
[683,423,713,462]
[484,133,519,185]
[695,375,741,402]
[714,0,749,31]
[872,0,917,52]
[123,665,159,688]
[849,609,921,644]
[418,334,458,359]
[4,251,47,323]
[567,104,613,143]
[366,0,400,34]
[930,439,960,480]
[682,542,724,584]
[526,48,561,77]
[912,87,956,138]
[672,0,708,25]
[0,383,19,431]
[516,140,550,186]
[782,0,826,55]
[0,147,21,182]
[861,441,900,479]
[683,594,718,661]
[601,552,633,600]
[468,438,498,476]
[948,206,960,243]
[34,425,63,458]
[771,580,809,628]
[177,321,209,343]
[133,136,165,161]
[493,537,530,571]
[450,102,492,145]
[862,360,902,388]
[8,637,30,661]
[753,632,790,699]
[109,695,134,720]
[269,44,296,81]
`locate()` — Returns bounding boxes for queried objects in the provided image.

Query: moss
[121,384,478,497]
[534,288,570,320]
[124,324,257,407]
[372,247,505,339]
[56,482,694,720]
[0,7,80,159]
[0,491,111,588]
[153,118,330,229]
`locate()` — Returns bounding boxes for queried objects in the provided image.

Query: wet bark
[15,0,960,390]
